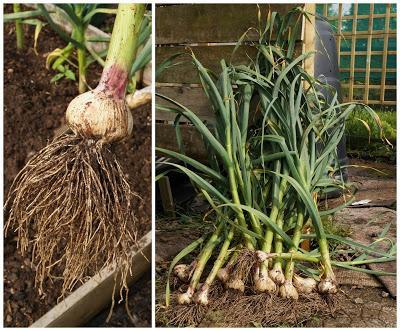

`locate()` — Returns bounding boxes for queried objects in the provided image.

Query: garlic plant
[5,4,148,300]
[156,7,395,310]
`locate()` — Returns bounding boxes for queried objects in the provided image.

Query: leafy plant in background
[39,4,116,93]
[156,7,395,321]
[346,107,396,142]
[13,4,24,50]
[4,4,152,94]
[345,107,396,161]
[6,4,46,53]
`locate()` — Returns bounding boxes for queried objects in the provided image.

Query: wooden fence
[317,3,397,106]
[155,4,314,157]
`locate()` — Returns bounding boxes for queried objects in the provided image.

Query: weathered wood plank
[156,85,263,123]
[156,44,256,84]
[156,4,303,44]
[303,4,315,77]
[31,232,151,328]
[156,85,214,123]
[156,123,207,161]
[156,43,302,84]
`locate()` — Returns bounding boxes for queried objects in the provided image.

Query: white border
[1,1,399,330]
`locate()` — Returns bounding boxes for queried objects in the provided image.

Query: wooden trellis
[318,3,397,106]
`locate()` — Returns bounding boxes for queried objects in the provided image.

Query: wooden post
[337,3,343,66]
[364,3,374,104]
[349,3,358,101]
[159,176,175,217]
[380,4,391,104]
[303,3,316,78]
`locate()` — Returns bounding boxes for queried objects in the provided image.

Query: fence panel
[317,3,397,106]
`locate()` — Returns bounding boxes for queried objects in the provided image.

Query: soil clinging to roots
[158,284,339,327]
[217,291,338,327]
[5,132,140,298]
[227,248,259,286]
[157,248,339,327]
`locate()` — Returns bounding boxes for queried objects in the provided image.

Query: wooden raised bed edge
[31,231,151,328]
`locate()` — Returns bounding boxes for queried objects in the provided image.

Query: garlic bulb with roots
[269,265,285,285]
[254,267,276,293]
[279,280,299,300]
[318,277,337,294]
[177,287,195,305]
[293,274,317,294]
[173,264,191,283]
[3,3,147,304]
[194,284,210,306]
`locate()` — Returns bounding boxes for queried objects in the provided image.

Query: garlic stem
[98,4,145,99]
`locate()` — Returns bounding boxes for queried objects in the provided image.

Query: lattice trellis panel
[317,3,396,106]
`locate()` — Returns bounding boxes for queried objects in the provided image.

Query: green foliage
[5,4,115,92]
[49,64,75,83]
[345,107,396,161]
[346,108,396,141]
[127,13,152,93]
[5,4,152,93]
[157,7,395,305]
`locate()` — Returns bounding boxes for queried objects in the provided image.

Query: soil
[86,271,152,327]
[3,8,151,327]
[155,158,397,327]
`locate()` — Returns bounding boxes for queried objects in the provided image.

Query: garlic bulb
[217,268,230,283]
[269,266,285,285]
[226,277,245,292]
[279,280,299,300]
[194,284,209,306]
[293,274,317,294]
[177,287,194,305]
[66,87,133,144]
[173,264,191,283]
[254,268,276,293]
[318,277,337,294]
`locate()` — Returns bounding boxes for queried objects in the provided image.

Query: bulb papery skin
[254,268,276,293]
[194,284,209,306]
[269,267,285,285]
[279,280,299,300]
[177,287,194,305]
[256,250,269,262]
[66,87,133,144]
[318,277,337,294]
[226,277,245,292]
[293,274,317,294]
[173,264,190,283]
[217,268,229,283]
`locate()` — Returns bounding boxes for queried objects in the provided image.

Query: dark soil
[86,271,152,327]
[3,8,151,327]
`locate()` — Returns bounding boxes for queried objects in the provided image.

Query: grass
[345,107,396,142]
[321,215,351,238]
[345,107,396,161]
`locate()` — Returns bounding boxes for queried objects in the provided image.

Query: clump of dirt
[4,9,151,327]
